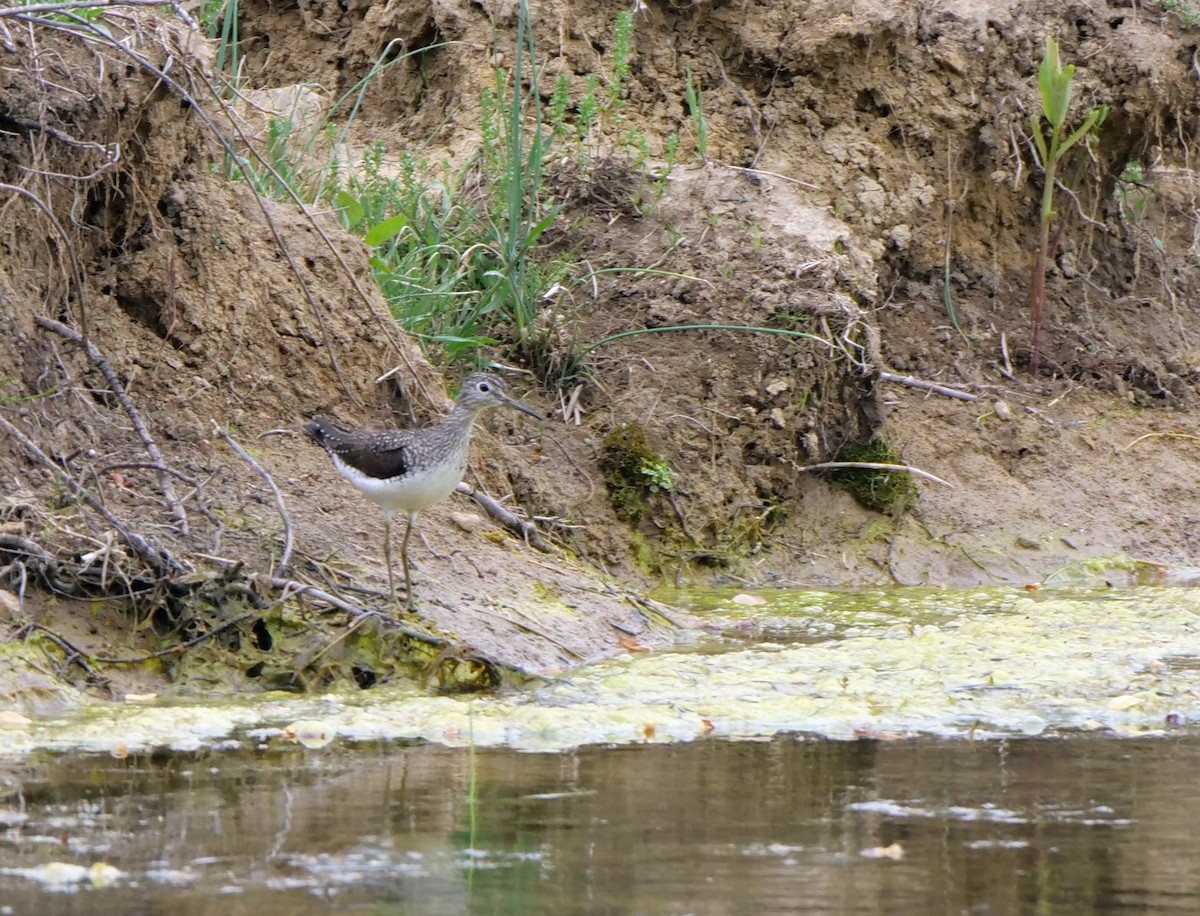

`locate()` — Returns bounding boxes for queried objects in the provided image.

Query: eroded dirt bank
[2,0,1200,701]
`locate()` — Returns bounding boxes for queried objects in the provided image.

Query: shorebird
[304,373,543,610]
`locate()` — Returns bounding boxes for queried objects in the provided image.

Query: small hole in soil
[114,290,170,340]
[352,665,377,689]
[246,662,265,678]
[251,618,272,651]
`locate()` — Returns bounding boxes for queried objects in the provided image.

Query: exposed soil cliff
[3,0,1200,699]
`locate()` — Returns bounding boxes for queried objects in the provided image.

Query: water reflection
[3,734,1199,914]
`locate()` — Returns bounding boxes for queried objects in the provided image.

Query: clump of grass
[205,0,706,387]
[1027,36,1106,375]
[830,439,914,514]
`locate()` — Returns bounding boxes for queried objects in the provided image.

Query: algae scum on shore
[2,586,1197,758]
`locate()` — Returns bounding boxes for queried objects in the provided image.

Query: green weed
[1027,36,1106,375]
[1115,159,1153,220]
[1163,0,1200,29]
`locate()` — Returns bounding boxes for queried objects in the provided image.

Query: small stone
[730,593,767,606]
[0,589,20,620]
[1106,695,1142,711]
[993,399,1014,421]
[1015,535,1041,549]
[450,512,486,533]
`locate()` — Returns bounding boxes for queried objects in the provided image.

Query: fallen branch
[877,371,978,402]
[0,415,186,576]
[798,461,954,488]
[455,482,555,553]
[36,316,190,537]
[211,421,294,578]
[267,576,451,647]
[15,621,101,681]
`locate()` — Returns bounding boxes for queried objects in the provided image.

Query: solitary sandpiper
[304,372,543,610]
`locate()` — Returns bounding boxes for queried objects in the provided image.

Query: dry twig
[0,415,186,576]
[455,482,555,553]
[211,421,294,578]
[877,371,979,402]
[36,316,190,536]
[797,461,954,488]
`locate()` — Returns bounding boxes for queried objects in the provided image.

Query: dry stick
[16,622,100,678]
[36,316,189,537]
[797,461,954,488]
[877,370,979,402]
[455,482,555,553]
[211,421,294,579]
[0,415,186,576]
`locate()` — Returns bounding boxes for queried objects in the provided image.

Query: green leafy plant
[601,423,676,522]
[1115,159,1153,220]
[609,10,633,109]
[1163,0,1200,29]
[640,457,675,493]
[1027,36,1106,375]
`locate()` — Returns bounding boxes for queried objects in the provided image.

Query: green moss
[831,438,915,514]
[600,422,674,523]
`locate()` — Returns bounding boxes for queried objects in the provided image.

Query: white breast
[330,450,467,517]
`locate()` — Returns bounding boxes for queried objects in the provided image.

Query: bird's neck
[443,402,483,435]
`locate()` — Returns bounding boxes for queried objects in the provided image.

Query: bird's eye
[478,382,491,392]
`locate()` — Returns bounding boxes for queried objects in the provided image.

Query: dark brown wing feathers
[305,417,414,480]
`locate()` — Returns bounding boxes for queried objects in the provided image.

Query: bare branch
[455,482,555,553]
[0,414,187,576]
[877,371,979,402]
[797,461,954,487]
[211,421,294,579]
[36,316,190,537]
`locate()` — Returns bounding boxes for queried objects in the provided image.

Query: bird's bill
[502,394,544,422]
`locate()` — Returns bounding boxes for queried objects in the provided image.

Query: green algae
[3,586,1200,757]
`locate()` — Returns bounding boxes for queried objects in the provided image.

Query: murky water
[4,736,1200,914]
[4,584,1200,913]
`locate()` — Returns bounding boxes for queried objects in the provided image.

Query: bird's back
[305,416,471,515]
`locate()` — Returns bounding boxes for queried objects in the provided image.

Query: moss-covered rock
[831,438,915,514]
[600,422,675,522]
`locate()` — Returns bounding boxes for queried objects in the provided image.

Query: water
[3,736,1198,914]
[4,584,1200,913]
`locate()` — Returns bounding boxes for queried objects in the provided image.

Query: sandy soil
[2,0,1200,697]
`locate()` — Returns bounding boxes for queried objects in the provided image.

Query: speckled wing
[304,418,416,481]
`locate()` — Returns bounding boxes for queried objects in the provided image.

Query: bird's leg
[382,512,397,608]
[401,512,417,610]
